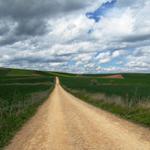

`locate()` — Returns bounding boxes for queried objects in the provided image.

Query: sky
[0,0,150,73]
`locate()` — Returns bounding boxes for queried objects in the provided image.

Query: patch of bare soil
[101,74,124,79]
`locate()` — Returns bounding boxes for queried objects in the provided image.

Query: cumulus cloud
[96,50,126,64]
[0,0,94,45]
[0,0,150,73]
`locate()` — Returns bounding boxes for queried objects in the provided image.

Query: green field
[60,73,150,127]
[0,68,54,149]
[0,68,150,148]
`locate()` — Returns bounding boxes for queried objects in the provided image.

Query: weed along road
[5,77,150,150]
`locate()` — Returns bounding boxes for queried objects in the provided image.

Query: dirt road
[5,77,150,150]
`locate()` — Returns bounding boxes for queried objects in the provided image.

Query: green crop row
[0,68,54,149]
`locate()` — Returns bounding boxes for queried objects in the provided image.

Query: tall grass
[60,74,150,105]
[60,74,150,127]
[0,69,54,149]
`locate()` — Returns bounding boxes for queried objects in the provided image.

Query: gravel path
[5,77,150,150]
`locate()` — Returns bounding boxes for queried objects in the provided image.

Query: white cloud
[126,46,150,69]
[112,50,127,58]
[96,50,126,64]
[93,8,134,39]
[0,0,150,73]
[96,52,111,63]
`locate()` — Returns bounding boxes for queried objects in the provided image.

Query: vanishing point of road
[5,77,150,150]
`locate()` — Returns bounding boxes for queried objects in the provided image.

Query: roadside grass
[60,74,150,127]
[0,68,54,149]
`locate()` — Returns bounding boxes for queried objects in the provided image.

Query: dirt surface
[101,74,124,79]
[5,77,150,150]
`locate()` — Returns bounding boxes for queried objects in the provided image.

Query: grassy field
[60,73,150,127]
[0,68,54,149]
[1,68,150,148]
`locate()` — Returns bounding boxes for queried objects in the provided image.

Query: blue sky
[86,0,117,22]
[0,0,150,73]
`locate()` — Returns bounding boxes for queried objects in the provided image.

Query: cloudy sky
[0,0,150,73]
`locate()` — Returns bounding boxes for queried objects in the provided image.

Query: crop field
[0,68,150,149]
[60,73,150,127]
[0,68,54,149]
